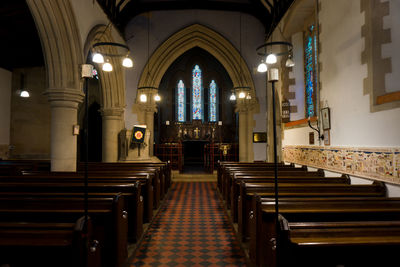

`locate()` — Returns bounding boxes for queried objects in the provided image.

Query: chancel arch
[136,24,257,162]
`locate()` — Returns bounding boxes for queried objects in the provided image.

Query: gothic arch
[137,24,256,96]
[84,25,126,111]
[26,0,83,98]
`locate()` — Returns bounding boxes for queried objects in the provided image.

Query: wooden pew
[0,179,143,241]
[279,218,400,267]
[222,168,323,204]
[229,174,350,222]
[238,181,386,242]
[0,195,128,267]
[0,216,100,267]
[15,172,154,223]
[255,198,400,267]
[79,162,171,197]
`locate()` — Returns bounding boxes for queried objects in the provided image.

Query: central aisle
[129,182,247,266]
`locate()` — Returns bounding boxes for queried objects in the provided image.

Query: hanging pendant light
[230,92,236,101]
[102,61,113,72]
[285,54,295,67]
[266,54,277,64]
[122,57,133,68]
[257,60,268,73]
[92,52,104,63]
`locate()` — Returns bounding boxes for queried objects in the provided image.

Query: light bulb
[229,92,236,101]
[246,94,252,100]
[102,62,113,72]
[285,57,295,67]
[92,53,104,63]
[239,92,246,99]
[266,54,277,64]
[257,62,268,73]
[140,94,147,102]
[154,94,161,102]
[20,90,30,98]
[122,57,133,68]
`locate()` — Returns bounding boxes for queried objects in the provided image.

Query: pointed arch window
[192,65,203,120]
[304,24,318,118]
[176,80,186,122]
[209,80,218,122]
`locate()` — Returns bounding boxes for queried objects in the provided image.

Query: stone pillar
[247,110,255,162]
[45,89,84,171]
[238,108,248,162]
[235,89,257,162]
[101,108,124,162]
[144,107,156,156]
[136,87,159,157]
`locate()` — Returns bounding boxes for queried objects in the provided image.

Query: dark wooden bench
[222,168,324,204]
[0,216,100,267]
[279,218,400,267]
[229,174,350,222]
[0,195,127,267]
[238,181,387,242]
[256,198,400,267]
[14,172,154,223]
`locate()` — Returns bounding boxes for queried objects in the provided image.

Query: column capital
[44,88,84,108]
[235,98,258,113]
[100,107,124,119]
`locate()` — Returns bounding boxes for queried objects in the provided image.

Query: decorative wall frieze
[283,145,400,184]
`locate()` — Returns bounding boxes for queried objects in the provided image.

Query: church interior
[0,0,400,266]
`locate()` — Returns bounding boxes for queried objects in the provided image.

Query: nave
[129,182,247,266]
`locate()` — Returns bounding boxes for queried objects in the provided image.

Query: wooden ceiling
[97,0,294,34]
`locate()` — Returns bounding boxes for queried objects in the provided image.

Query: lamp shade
[285,57,295,67]
[140,94,147,102]
[266,54,277,64]
[257,62,268,73]
[102,62,113,72]
[122,57,133,68]
[239,92,246,99]
[154,94,161,101]
[229,92,236,101]
[20,90,30,98]
[92,53,104,63]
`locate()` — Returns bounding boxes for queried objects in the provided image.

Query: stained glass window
[177,80,186,122]
[192,65,202,120]
[209,80,218,122]
[305,24,317,118]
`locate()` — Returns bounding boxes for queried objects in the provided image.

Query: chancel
[0,0,400,266]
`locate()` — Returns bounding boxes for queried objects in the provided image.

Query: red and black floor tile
[129,182,247,266]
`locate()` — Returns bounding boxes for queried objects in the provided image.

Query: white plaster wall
[283,0,400,148]
[382,0,400,93]
[289,32,305,121]
[0,68,11,145]
[124,10,267,137]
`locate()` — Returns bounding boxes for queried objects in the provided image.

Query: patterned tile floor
[129,182,247,266]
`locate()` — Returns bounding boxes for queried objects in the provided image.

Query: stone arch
[138,24,255,95]
[84,25,127,162]
[84,25,126,111]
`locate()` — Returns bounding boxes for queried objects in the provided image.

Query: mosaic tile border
[283,145,400,184]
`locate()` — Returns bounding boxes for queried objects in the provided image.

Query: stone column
[101,108,124,162]
[247,110,255,162]
[237,107,248,162]
[235,89,257,162]
[136,87,159,157]
[45,89,84,171]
